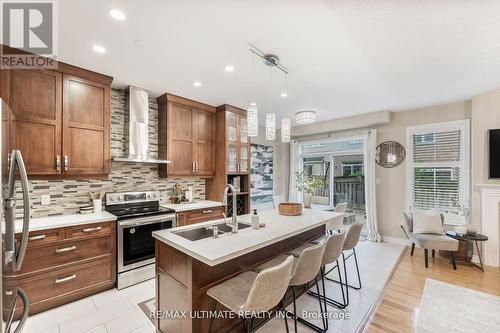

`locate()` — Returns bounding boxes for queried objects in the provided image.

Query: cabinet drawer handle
[56,155,61,172]
[28,234,46,241]
[82,226,102,233]
[64,155,69,171]
[202,210,212,214]
[55,245,76,254]
[55,274,76,284]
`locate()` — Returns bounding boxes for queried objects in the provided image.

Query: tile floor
[14,241,404,333]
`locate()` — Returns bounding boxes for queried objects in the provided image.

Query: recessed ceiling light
[250,102,257,107]
[224,65,234,72]
[193,81,202,87]
[92,44,106,53]
[280,92,288,98]
[110,9,126,21]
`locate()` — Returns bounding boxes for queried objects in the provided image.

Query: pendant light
[265,66,276,140]
[281,118,290,142]
[266,113,276,140]
[247,51,259,137]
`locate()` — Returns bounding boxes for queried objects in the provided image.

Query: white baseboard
[382,236,411,246]
[471,255,480,264]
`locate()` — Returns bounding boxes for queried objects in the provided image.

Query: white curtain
[288,140,303,203]
[364,130,381,242]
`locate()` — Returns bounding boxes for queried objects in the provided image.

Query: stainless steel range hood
[113,86,170,164]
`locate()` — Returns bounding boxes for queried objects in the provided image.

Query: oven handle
[119,214,176,228]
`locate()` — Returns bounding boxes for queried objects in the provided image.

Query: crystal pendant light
[281,118,290,142]
[247,51,259,137]
[247,104,258,137]
[266,113,276,140]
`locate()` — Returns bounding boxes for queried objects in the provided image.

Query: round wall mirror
[376,141,405,168]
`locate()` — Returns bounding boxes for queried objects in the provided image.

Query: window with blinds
[406,121,470,224]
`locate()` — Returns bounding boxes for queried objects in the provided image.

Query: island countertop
[152,208,343,266]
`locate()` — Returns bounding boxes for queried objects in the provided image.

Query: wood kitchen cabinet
[2,221,116,319]
[0,69,62,175]
[0,50,112,177]
[157,93,216,178]
[206,105,250,216]
[226,110,249,174]
[175,206,224,227]
[62,75,110,175]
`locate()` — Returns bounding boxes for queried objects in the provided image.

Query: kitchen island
[152,209,343,333]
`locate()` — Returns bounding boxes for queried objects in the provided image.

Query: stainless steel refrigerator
[1,98,31,332]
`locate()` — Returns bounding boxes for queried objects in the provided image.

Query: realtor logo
[1,0,58,68]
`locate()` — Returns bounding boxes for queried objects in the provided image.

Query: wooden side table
[445,231,488,271]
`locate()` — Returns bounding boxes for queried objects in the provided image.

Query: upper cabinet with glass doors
[226,108,249,174]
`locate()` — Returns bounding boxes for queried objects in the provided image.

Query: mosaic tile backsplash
[17,88,205,218]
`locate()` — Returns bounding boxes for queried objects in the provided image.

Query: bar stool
[324,222,363,306]
[325,213,345,236]
[206,256,294,333]
[307,231,347,313]
[254,239,327,333]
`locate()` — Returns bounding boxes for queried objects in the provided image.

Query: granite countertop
[161,200,224,212]
[13,211,117,233]
[153,209,343,266]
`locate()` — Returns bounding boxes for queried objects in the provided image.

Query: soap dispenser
[251,209,260,229]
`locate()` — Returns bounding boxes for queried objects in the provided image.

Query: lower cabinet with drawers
[2,220,116,319]
[176,206,225,226]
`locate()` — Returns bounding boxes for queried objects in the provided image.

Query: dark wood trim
[157,93,216,113]
[216,104,247,116]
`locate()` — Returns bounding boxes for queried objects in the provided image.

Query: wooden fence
[313,176,365,208]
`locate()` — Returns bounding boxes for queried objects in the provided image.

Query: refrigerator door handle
[5,150,31,272]
[5,287,30,333]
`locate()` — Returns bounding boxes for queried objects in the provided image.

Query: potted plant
[295,171,325,208]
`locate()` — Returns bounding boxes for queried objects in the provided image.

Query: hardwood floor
[364,246,500,333]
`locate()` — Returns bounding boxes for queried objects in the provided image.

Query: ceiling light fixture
[247,52,258,137]
[266,113,276,140]
[281,118,291,143]
[280,92,287,98]
[193,81,202,87]
[224,65,234,72]
[92,44,106,53]
[109,9,126,21]
[295,111,316,124]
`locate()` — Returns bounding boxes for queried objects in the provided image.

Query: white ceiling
[58,0,500,125]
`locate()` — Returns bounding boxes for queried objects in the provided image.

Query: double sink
[173,222,250,241]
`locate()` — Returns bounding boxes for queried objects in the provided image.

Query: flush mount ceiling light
[92,44,106,53]
[266,113,276,140]
[193,81,202,87]
[295,111,316,124]
[281,118,291,143]
[280,92,288,98]
[224,65,234,72]
[109,9,126,21]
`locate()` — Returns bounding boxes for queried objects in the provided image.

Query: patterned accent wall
[17,89,205,218]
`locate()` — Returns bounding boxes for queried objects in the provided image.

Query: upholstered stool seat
[206,271,258,313]
[254,239,328,333]
[207,256,294,333]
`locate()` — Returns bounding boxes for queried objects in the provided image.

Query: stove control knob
[109,196,115,202]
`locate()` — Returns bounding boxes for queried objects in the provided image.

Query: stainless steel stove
[106,191,176,289]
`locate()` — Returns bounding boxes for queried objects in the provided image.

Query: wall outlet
[41,194,51,205]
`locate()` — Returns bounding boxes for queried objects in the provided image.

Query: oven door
[118,214,176,273]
